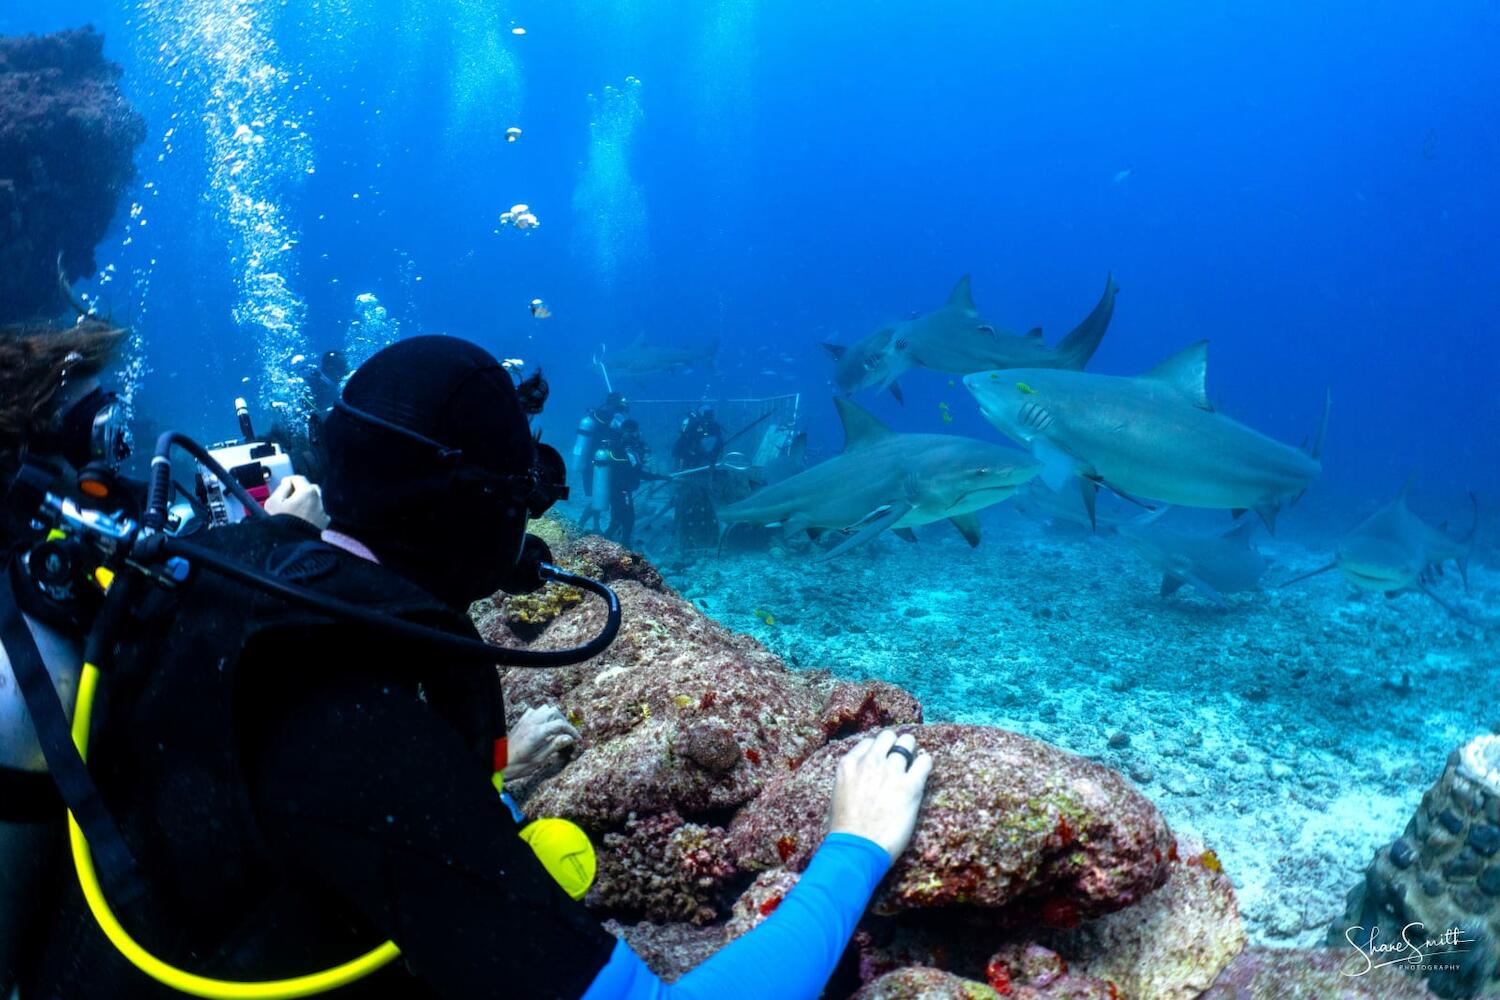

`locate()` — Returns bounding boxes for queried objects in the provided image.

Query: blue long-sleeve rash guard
[581,832,891,1000]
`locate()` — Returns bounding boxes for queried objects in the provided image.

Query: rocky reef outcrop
[1331,734,1500,999]
[479,520,1434,998]
[0,27,144,323]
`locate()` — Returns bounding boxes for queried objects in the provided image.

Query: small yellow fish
[752,608,776,626]
[1016,382,1035,395]
[673,694,694,709]
[938,401,953,424]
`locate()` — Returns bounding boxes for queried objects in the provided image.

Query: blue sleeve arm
[581,832,891,1000]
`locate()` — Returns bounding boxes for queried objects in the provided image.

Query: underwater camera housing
[195,397,295,527]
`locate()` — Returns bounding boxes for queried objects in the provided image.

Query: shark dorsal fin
[946,275,976,312]
[1025,327,1044,339]
[820,342,847,361]
[1143,340,1212,410]
[834,397,893,451]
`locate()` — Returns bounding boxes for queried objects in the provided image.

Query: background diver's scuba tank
[192,398,296,528]
[590,448,613,514]
[569,414,596,481]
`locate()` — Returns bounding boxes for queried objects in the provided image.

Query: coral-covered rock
[1046,835,1245,999]
[818,679,924,741]
[729,723,1173,918]
[1201,946,1439,999]
[724,868,802,941]
[602,919,725,982]
[515,580,834,827]
[852,951,1121,1000]
[1330,735,1500,1000]
[0,28,145,323]
[590,810,737,925]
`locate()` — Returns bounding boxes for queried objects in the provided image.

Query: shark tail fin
[1054,272,1118,371]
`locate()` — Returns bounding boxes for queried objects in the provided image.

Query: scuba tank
[590,448,613,513]
[569,415,596,479]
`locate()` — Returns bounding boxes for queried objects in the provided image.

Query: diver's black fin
[948,513,981,548]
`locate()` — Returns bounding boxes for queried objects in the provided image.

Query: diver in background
[27,336,934,1000]
[671,405,725,552]
[575,391,629,532]
[670,405,723,471]
[598,419,668,549]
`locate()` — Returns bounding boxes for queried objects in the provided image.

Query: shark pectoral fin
[820,342,848,361]
[1031,437,1078,492]
[1160,575,1186,599]
[948,513,981,547]
[887,380,905,404]
[893,527,918,543]
[1184,573,1228,607]
[1079,478,1098,530]
[1419,583,1480,624]
[784,514,812,535]
[1223,519,1258,545]
[1277,562,1337,588]
[1253,499,1281,536]
[811,503,913,563]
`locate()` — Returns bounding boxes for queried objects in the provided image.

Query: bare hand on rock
[505,705,581,786]
[827,729,931,862]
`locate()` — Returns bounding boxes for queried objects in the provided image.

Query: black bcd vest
[33,515,505,998]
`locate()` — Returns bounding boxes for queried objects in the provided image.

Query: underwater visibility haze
[3,0,1499,995]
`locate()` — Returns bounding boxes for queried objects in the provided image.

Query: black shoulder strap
[0,559,145,908]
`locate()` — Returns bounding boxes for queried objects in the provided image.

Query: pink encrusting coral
[728,723,1174,918]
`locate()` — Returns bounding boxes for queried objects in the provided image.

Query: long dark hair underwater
[0,319,126,477]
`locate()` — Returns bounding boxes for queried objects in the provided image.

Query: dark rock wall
[0,27,145,323]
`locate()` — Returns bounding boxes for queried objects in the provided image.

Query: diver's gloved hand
[265,474,330,529]
[505,704,581,788]
[827,729,932,862]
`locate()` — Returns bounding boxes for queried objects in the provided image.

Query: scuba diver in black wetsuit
[594,419,667,550]
[9,334,933,1000]
[670,406,725,552]
[570,393,629,533]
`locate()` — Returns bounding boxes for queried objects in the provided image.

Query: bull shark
[1281,486,1478,620]
[718,398,1041,560]
[822,273,1118,402]
[1117,512,1269,607]
[1012,479,1136,534]
[602,334,718,377]
[963,341,1328,533]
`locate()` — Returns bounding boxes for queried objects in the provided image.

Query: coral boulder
[729,723,1174,919]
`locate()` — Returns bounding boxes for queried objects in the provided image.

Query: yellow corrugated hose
[67,661,401,998]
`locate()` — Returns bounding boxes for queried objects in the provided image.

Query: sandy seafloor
[636,510,1498,948]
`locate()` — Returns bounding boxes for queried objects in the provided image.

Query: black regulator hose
[144,432,271,531]
[131,534,622,668]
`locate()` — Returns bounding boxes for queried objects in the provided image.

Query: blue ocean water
[5,0,1499,953]
[4,0,1498,513]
